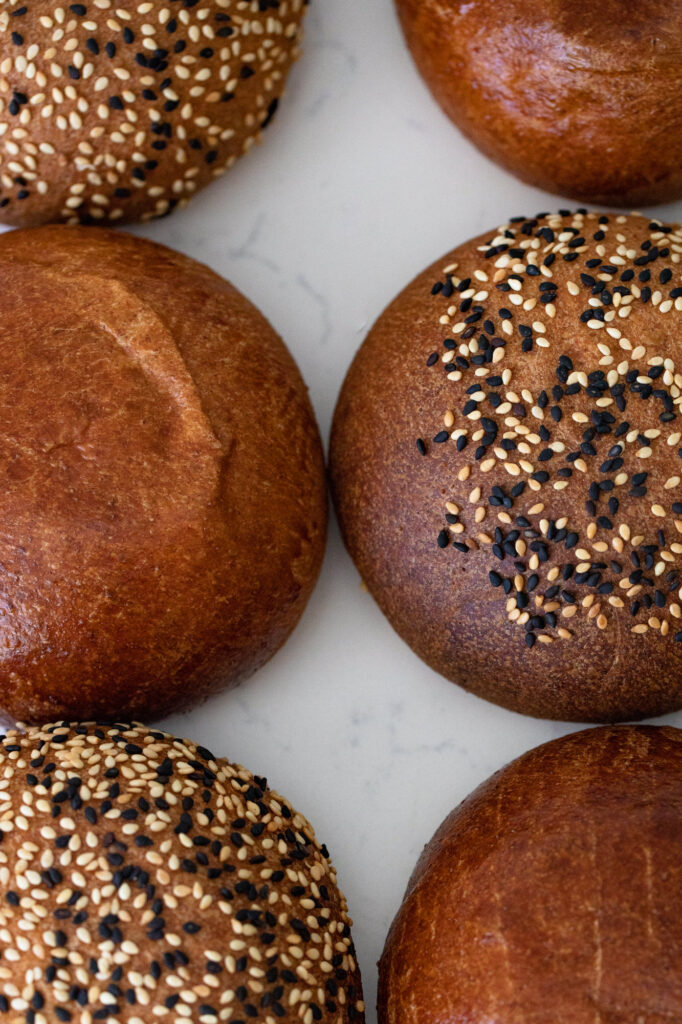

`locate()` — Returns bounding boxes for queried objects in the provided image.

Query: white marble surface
[122,0,682,1019]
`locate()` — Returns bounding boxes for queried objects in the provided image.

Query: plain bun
[0,225,326,724]
[0,0,307,226]
[379,725,682,1024]
[0,720,365,1023]
[395,0,682,206]
[331,210,682,722]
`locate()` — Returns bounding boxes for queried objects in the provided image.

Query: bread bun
[331,210,682,722]
[395,0,682,207]
[0,0,307,227]
[379,725,682,1024]
[0,720,365,1023]
[0,225,326,724]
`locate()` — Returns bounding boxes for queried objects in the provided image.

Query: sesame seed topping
[0,722,364,1024]
[0,0,307,224]
[428,211,682,648]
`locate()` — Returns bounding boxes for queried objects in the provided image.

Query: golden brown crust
[0,0,307,227]
[0,721,365,1023]
[0,225,326,724]
[331,211,682,722]
[378,725,682,1024]
[395,0,682,206]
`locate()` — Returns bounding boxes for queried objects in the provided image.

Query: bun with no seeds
[0,225,326,724]
[395,0,682,206]
[379,725,682,1024]
[0,721,365,1024]
[331,210,682,722]
[0,0,308,227]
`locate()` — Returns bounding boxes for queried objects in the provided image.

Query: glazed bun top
[0,0,307,227]
[395,0,682,206]
[378,725,682,1024]
[331,210,682,721]
[0,225,326,725]
[0,721,364,1024]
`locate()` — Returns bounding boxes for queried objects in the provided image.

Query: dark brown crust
[395,0,682,207]
[378,725,682,1024]
[330,212,682,722]
[0,0,307,227]
[0,225,326,724]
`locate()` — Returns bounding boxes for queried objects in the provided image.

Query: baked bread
[378,725,682,1024]
[0,225,326,724]
[0,0,307,227]
[395,0,682,207]
[0,720,365,1023]
[331,210,682,722]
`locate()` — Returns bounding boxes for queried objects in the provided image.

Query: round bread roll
[395,0,682,207]
[0,0,307,227]
[0,720,365,1023]
[379,725,682,1024]
[331,210,682,722]
[0,225,326,724]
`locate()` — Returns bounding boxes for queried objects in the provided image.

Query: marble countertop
[124,1,682,1019]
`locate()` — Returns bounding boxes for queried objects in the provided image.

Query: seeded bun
[395,0,682,206]
[330,210,682,722]
[0,721,365,1024]
[0,225,326,724]
[0,0,307,227]
[379,725,682,1024]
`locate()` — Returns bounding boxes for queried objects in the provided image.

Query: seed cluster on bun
[0,0,307,227]
[331,210,682,720]
[423,211,682,647]
[0,722,364,1024]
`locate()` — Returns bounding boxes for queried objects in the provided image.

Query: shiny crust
[0,225,326,723]
[378,725,682,1024]
[331,212,682,722]
[0,0,307,227]
[395,0,682,206]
